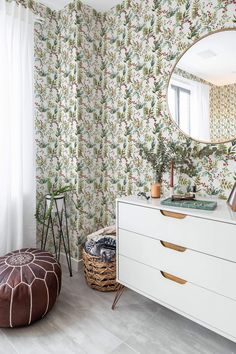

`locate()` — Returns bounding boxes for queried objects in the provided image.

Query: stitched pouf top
[0,248,61,327]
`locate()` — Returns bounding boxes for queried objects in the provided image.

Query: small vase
[151,182,161,198]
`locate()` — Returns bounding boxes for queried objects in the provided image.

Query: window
[168,74,210,140]
[169,84,191,134]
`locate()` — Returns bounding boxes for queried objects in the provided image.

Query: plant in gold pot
[138,128,203,198]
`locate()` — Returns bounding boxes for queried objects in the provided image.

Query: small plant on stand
[36,179,75,277]
[35,179,74,227]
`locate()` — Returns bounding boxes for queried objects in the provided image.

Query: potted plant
[139,131,200,198]
[35,179,74,226]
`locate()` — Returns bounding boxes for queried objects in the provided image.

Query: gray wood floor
[1,265,236,354]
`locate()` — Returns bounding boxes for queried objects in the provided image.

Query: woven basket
[82,248,119,292]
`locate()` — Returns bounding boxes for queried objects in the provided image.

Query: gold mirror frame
[166,28,236,145]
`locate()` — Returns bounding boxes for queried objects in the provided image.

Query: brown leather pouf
[0,248,61,327]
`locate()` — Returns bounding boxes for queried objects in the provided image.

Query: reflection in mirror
[168,30,236,144]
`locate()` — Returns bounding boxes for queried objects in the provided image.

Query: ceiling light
[197,50,217,59]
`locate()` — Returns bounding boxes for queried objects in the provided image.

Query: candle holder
[170,160,174,197]
[227,182,236,212]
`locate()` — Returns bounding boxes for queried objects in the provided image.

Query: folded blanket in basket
[85,236,116,262]
[86,225,116,242]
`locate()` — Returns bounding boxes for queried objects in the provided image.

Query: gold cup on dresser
[151,160,174,198]
[151,182,161,198]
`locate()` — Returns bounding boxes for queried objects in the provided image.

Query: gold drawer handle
[161,271,187,285]
[160,210,186,219]
[160,241,186,253]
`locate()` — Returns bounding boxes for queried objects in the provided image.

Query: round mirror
[168,29,236,144]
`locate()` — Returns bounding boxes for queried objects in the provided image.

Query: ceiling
[40,0,124,11]
[177,30,236,86]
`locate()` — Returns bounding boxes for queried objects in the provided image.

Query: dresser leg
[111,285,125,310]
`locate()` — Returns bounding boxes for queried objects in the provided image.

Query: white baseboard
[59,252,82,273]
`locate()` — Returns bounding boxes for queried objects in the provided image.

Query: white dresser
[116,196,236,343]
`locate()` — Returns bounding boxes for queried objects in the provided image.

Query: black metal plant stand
[40,195,73,276]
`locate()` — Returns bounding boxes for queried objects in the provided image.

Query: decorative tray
[161,198,217,211]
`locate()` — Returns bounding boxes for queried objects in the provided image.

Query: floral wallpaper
[9,0,236,260]
[174,67,209,85]
[102,0,236,227]
[210,83,236,142]
[55,2,105,258]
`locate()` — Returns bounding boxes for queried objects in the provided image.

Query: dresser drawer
[118,202,236,262]
[119,255,236,340]
[118,229,236,301]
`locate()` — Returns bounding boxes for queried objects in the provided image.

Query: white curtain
[191,81,210,141]
[170,74,210,141]
[0,0,35,255]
